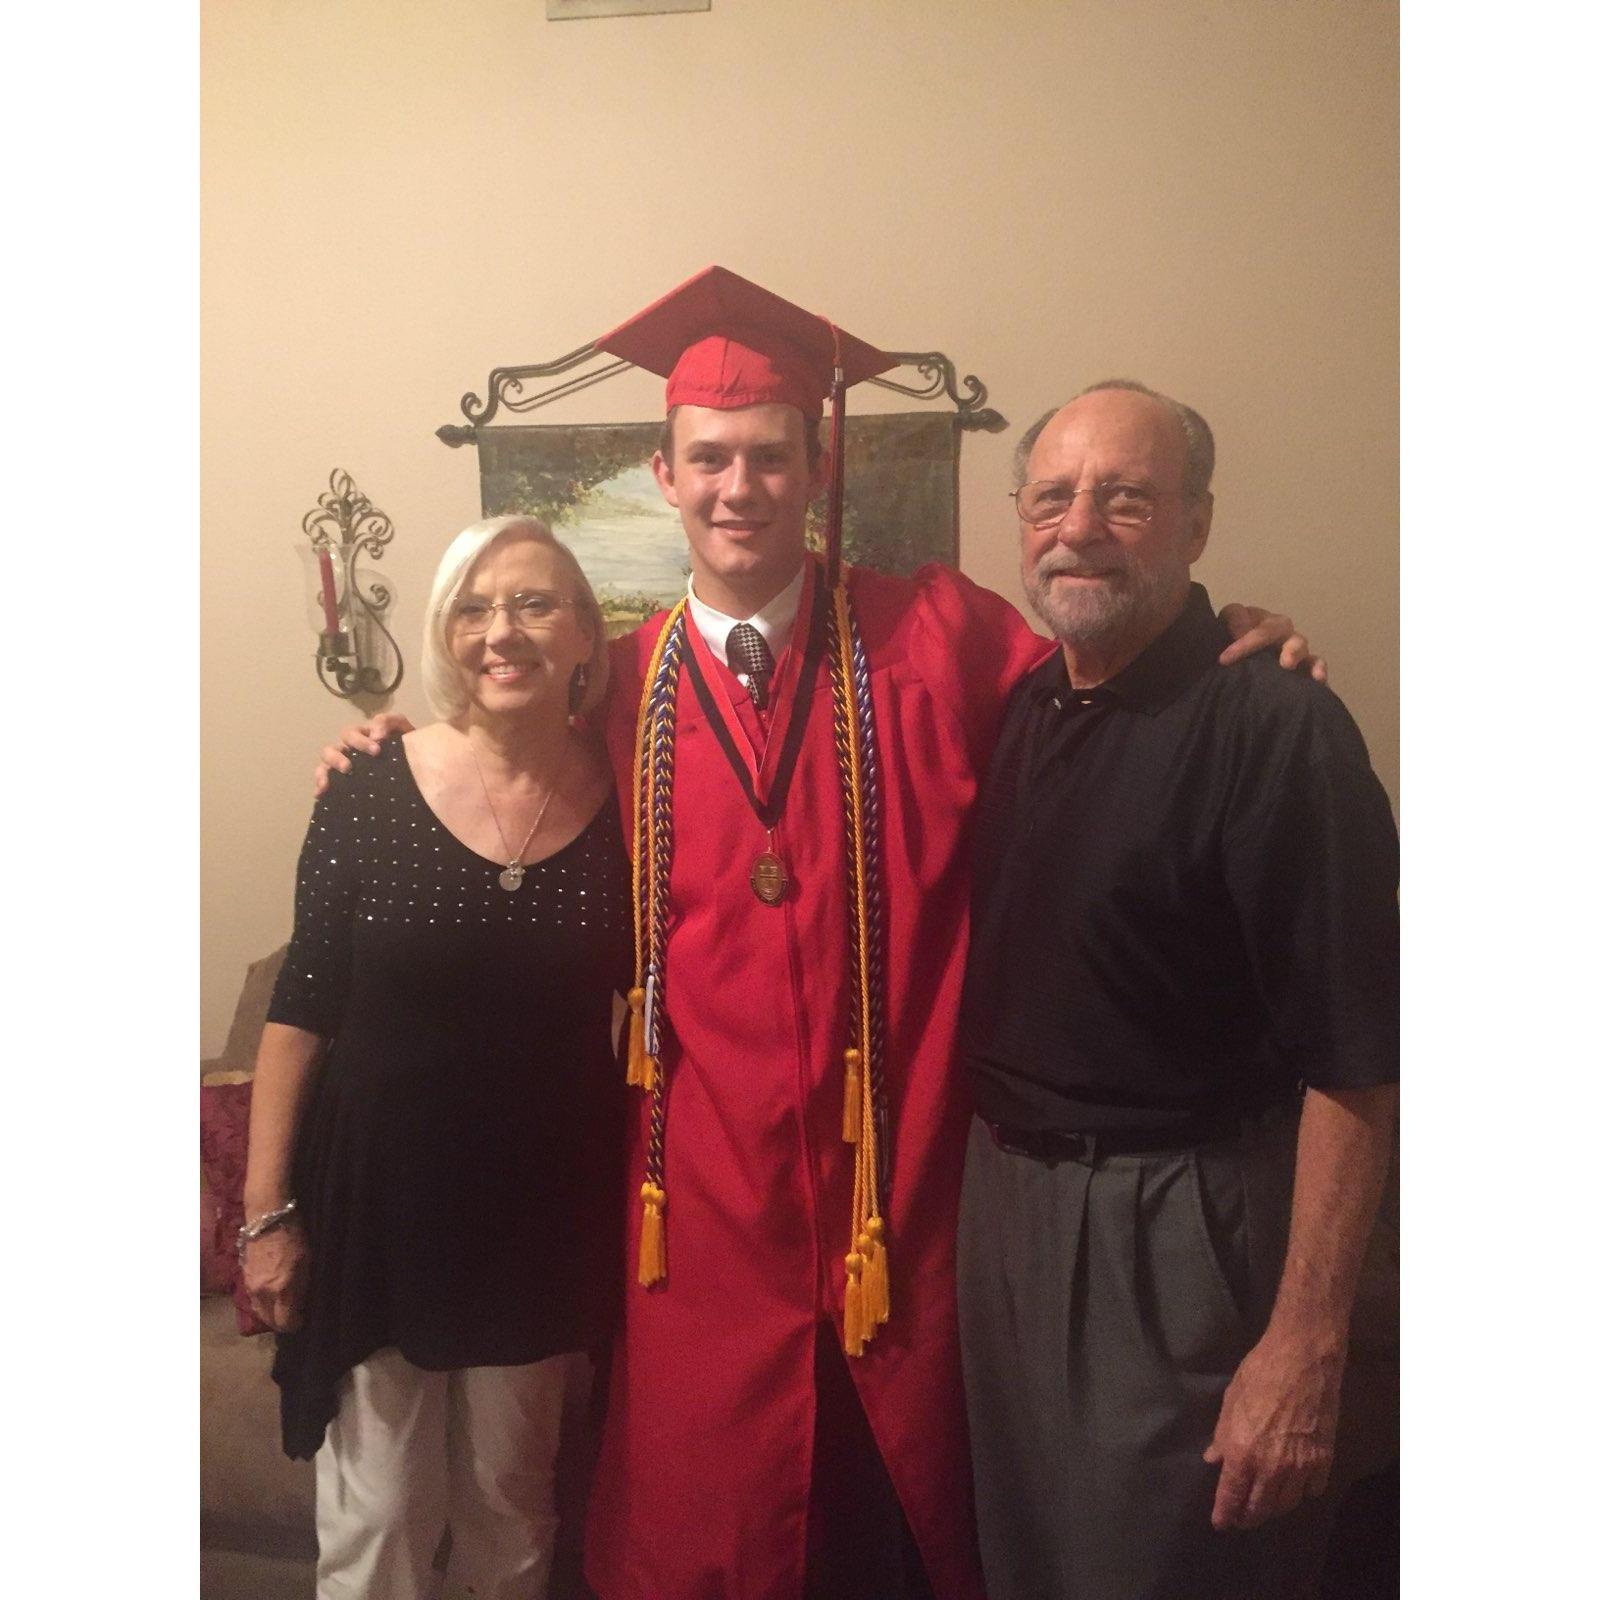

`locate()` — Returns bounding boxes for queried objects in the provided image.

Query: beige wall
[201,0,1398,1054]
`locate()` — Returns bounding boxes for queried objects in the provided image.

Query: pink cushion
[200,1178,234,1296]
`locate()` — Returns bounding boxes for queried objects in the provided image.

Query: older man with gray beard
[955,381,1398,1600]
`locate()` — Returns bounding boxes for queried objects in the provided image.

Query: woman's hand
[1216,604,1329,683]
[240,1223,310,1333]
[314,713,415,796]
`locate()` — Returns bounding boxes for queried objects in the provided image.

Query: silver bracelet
[236,1199,299,1257]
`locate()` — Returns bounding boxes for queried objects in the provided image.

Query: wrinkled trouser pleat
[315,1345,588,1600]
[958,1109,1327,1600]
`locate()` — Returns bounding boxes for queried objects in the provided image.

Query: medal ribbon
[680,577,828,831]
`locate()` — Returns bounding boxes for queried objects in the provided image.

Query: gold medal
[750,851,787,905]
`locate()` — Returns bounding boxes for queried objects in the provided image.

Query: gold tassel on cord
[862,1217,890,1327]
[843,1250,866,1356]
[856,1232,881,1331]
[626,987,647,1086]
[842,1047,863,1143]
[833,579,891,1356]
[637,1182,666,1286]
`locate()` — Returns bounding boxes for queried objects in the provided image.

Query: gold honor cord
[628,601,688,1286]
[628,578,890,1350]
[831,582,888,1353]
[627,602,683,1094]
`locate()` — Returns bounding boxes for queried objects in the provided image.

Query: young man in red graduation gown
[317,267,1316,1600]
[584,270,1051,1600]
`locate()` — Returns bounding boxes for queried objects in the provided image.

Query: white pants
[314,1346,588,1600]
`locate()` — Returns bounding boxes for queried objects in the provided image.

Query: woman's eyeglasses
[448,591,576,634]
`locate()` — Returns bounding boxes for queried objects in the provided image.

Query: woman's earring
[568,661,590,716]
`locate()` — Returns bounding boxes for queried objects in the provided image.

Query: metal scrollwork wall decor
[300,469,404,699]
[435,344,1005,448]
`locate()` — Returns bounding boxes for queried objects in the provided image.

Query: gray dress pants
[957,1107,1324,1600]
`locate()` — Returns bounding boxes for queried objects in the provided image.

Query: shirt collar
[686,563,807,668]
[1028,584,1228,715]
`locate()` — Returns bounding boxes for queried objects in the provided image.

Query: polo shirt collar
[1028,584,1227,715]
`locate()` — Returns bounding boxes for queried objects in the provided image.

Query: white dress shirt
[685,564,807,669]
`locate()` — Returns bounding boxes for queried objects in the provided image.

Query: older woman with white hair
[240,515,630,1600]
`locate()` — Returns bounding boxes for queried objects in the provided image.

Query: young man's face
[653,402,826,611]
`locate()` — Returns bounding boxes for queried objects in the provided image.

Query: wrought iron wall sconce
[435,343,1005,447]
[301,469,404,699]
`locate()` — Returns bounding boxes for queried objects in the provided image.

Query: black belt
[983,1102,1289,1165]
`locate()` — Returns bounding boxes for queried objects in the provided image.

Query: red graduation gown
[586,558,1050,1600]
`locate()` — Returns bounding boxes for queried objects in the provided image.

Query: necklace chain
[466,732,571,889]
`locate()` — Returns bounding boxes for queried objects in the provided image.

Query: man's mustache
[1032,548,1129,581]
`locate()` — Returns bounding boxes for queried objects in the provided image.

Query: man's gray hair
[1011,379,1216,504]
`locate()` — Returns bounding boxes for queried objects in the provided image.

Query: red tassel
[824,328,847,591]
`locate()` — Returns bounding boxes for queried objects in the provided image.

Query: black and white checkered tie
[726,622,776,710]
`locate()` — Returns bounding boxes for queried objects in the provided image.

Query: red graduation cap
[596,265,896,421]
[596,266,896,584]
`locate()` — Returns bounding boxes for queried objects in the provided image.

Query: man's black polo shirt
[959,584,1399,1135]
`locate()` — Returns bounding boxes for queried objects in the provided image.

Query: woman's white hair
[419,514,610,721]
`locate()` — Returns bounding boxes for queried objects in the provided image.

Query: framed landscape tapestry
[475,414,960,636]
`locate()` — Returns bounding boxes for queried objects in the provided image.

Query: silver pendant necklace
[467,732,571,892]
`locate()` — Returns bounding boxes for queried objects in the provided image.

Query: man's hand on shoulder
[1217,604,1329,684]
[313,712,415,796]
[1203,1321,1344,1530]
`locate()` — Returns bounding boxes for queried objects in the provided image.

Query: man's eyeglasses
[448,591,577,634]
[1010,479,1161,528]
